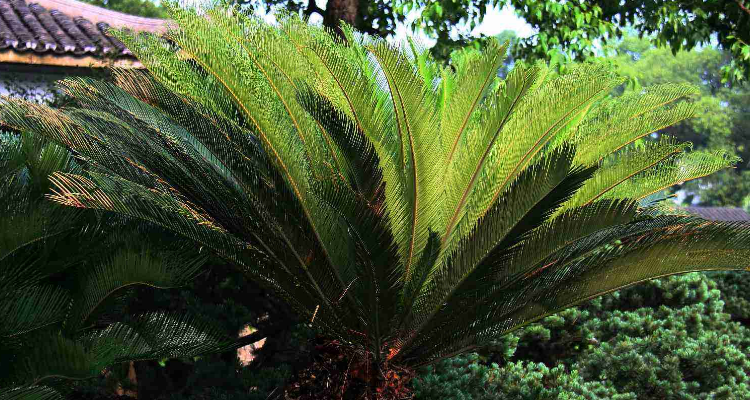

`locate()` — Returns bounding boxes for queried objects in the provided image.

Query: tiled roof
[0,0,167,59]
[685,206,750,221]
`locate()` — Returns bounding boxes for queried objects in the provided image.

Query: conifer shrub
[413,273,750,399]
[709,271,750,324]
[413,353,632,400]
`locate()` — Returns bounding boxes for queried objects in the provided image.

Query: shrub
[414,273,750,400]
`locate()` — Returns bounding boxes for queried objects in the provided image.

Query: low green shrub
[413,272,750,400]
[413,353,631,400]
[709,271,750,324]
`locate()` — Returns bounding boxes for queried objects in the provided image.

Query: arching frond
[3,311,239,388]
[62,248,207,334]
[0,385,64,400]
[571,83,699,165]
[1,285,70,338]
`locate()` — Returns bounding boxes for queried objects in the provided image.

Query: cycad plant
[2,3,750,398]
[0,132,246,399]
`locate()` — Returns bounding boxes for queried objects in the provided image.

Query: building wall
[0,69,62,103]
[0,63,105,104]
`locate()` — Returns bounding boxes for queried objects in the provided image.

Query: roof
[0,0,169,68]
[685,206,750,221]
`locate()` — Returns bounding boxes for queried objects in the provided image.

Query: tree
[86,0,750,79]
[82,0,167,18]
[229,1,750,80]
[500,0,750,83]
[3,4,750,398]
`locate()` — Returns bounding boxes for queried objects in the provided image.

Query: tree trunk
[323,0,358,39]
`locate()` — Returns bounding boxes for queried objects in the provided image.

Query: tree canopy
[502,0,750,83]
[82,0,167,18]
[87,0,750,81]
[231,0,750,81]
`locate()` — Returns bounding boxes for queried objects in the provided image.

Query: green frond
[487,219,750,338]
[572,83,699,165]
[114,25,242,124]
[502,199,639,284]
[3,311,238,388]
[110,68,273,183]
[405,218,750,365]
[62,248,207,333]
[43,171,319,316]
[441,38,508,164]
[0,132,85,295]
[440,63,545,256]
[475,65,623,220]
[394,146,595,358]
[607,149,740,201]
[148,8,367,316]
[0,206,79,294]
[3,327,102,387]
[367,39,444,280]
[0,386,65,400]
[313,175,402,349]
[1,285,70,338]
[296,86,382,201]
[561,136,691,211]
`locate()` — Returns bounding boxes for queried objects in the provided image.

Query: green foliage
[82,0,167,18]
[229,0,749,80]
[3,3,750,397]
[709,271,750,324]
[415,272,750,400]
[67,261,306,399]
[509,0,750,83]
[415,353,630,400]
[604,35,750,207]
[684,170,750,208]
[0,131,248,397]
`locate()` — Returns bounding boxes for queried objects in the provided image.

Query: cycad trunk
[285,336,414,400]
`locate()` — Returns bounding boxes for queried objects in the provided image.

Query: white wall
[0,67,69,104]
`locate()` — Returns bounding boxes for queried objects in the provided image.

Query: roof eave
[0,50,144,68]
[32,0,171,33]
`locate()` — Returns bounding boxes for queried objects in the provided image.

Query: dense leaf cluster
[414,272,750,399]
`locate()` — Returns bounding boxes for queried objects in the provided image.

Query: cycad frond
[440,63,545,257]
[0,385,64,400]
[3,311,238,388]
[62,248,207,334]
[0,131,231,397]
[1,285,71,338]
[571,83,699,165]
[366,39,444,280]
[399,218,750,365]
[562,136,691,210]
[2,2,750,394]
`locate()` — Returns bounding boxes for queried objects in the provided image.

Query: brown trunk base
[284,336,414,400]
